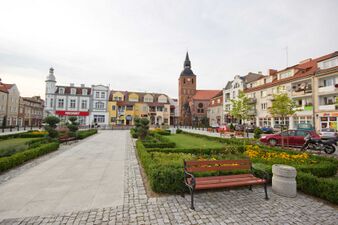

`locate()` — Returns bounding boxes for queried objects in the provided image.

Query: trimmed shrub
[142,133,176,148]
[176,128,183,134]
[0,131,47,141]
[77,129,98,139]
[146,145,245,155]
[297,172,338,204]
[0,142,60,173]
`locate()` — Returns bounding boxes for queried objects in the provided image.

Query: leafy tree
[229,91,251,124]
[43,116,60,138]
[254,127,263,139]
[200,116,209,127]
[269,93,298,147]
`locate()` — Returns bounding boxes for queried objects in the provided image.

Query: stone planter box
[272,164,297,198]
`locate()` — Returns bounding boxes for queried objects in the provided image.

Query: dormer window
[82,89,88,95]
[71,88,76,95]
[59,88,65,94]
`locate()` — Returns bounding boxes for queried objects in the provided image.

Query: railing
[291,90,312,96]
[318,104,336,111]
[318,85,335,93]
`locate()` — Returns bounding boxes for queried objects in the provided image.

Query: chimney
[81,84,85,87]
[258,71,262,75]
[70,83,74,87]
[268,69,277,76]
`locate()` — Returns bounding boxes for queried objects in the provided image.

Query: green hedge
[297,172,338,204]
[142,133,176,148]
[0,131,46,140]
[77,129,98,139]
[0,142,60,173]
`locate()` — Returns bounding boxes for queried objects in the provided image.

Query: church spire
[184,52,191,69]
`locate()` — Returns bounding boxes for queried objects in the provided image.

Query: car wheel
[269,139,277,146]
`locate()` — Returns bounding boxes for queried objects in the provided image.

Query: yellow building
[108,91,171,126]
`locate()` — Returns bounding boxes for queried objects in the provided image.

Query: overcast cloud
[0,0,337,98]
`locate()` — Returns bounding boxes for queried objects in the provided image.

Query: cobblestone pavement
[1,131,338,224]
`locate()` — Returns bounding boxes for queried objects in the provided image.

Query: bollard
[272,164,297,198]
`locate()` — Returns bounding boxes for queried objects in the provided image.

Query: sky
[0,0,337,98]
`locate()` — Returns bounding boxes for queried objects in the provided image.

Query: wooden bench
[58,137,77,144]
[184,159,268,210]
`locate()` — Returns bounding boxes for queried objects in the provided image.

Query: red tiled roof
[56,86,92,95]
[192,90,221,100]
[0,83,14,93]
[244,51,338,93]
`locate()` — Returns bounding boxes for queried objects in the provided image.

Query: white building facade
[90,85,109,126]
[45,68,106,126]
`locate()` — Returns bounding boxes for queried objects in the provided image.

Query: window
[82,89,88,95]
[323,79,334,87]
[70,100,76,108]
[261,90,267,97]
[101,92,105,99]
[126,105,133,111]
[296,130,309,137]
[112,105,116,110]
[58,99,64,108]
[95,102,104,109]
[95,92,100,98]
[261,103,267,110]
[94,115,105,123]
[71,88,76,95]
[156,106,163,112]
[59,88,65,94]
[50,98,53,107]
[81,100,87,109]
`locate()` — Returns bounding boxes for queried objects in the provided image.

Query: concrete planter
[272,164,297,198]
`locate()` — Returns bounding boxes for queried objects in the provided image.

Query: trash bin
[272,164,297,198]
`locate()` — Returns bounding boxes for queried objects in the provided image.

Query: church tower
[178,52,196,125]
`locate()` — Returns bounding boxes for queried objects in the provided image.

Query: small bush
[254,127,262,139]
[77,129,98,139]
[176,128,182,134]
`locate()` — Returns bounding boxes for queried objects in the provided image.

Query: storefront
[319,113,338,130]
[55,110,90,125]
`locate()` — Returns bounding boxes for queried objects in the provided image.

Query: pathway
[1,130,337,224]
[0,130,126,220]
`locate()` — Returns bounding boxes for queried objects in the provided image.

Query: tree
[229,91,251,124]
[269,93,298,147]
[43,116,60,138]
[67,116,79,137]
[135,118,149,140]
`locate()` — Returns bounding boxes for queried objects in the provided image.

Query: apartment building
[244,51,337,131]
[0,83,8,126]
[91,85,109,126]
[0,82,20,126]
[169,98,179,126]
[223,73,264,124]
[108,91,171,126]
[45,67,93,126]
[18,96,44,127]
[207,91,223,127]
[314,53,338,130]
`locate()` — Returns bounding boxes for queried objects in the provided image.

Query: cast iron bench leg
[264,183,269,200]
[249,185,252,191]
[189,188,195,210]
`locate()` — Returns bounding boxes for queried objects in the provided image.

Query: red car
[260,130,320,147]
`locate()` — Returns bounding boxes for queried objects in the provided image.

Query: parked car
[216,125,229,133]
[235,124,244,131]
[319,128,338,140]
[260,130,320,147]
[261,126,274,134]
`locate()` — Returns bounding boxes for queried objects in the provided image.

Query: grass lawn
[166,133,225,148]
[0,138,39,157]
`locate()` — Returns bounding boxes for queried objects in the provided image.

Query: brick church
[178,52,220,126]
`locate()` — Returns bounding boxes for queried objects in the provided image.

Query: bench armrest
[184,170,196,188]
[251,165,270,181]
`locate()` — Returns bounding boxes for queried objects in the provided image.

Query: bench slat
[195,178,266,190]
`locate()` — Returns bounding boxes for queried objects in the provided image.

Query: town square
[0,1,338,224]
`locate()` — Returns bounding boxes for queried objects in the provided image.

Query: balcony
[291,89,312,97]
[319,104,336,111]
[318,85,336,94]
[248,109,256,116]
[248,98,257,104]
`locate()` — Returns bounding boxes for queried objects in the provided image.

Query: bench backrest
[184,159,251,173]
